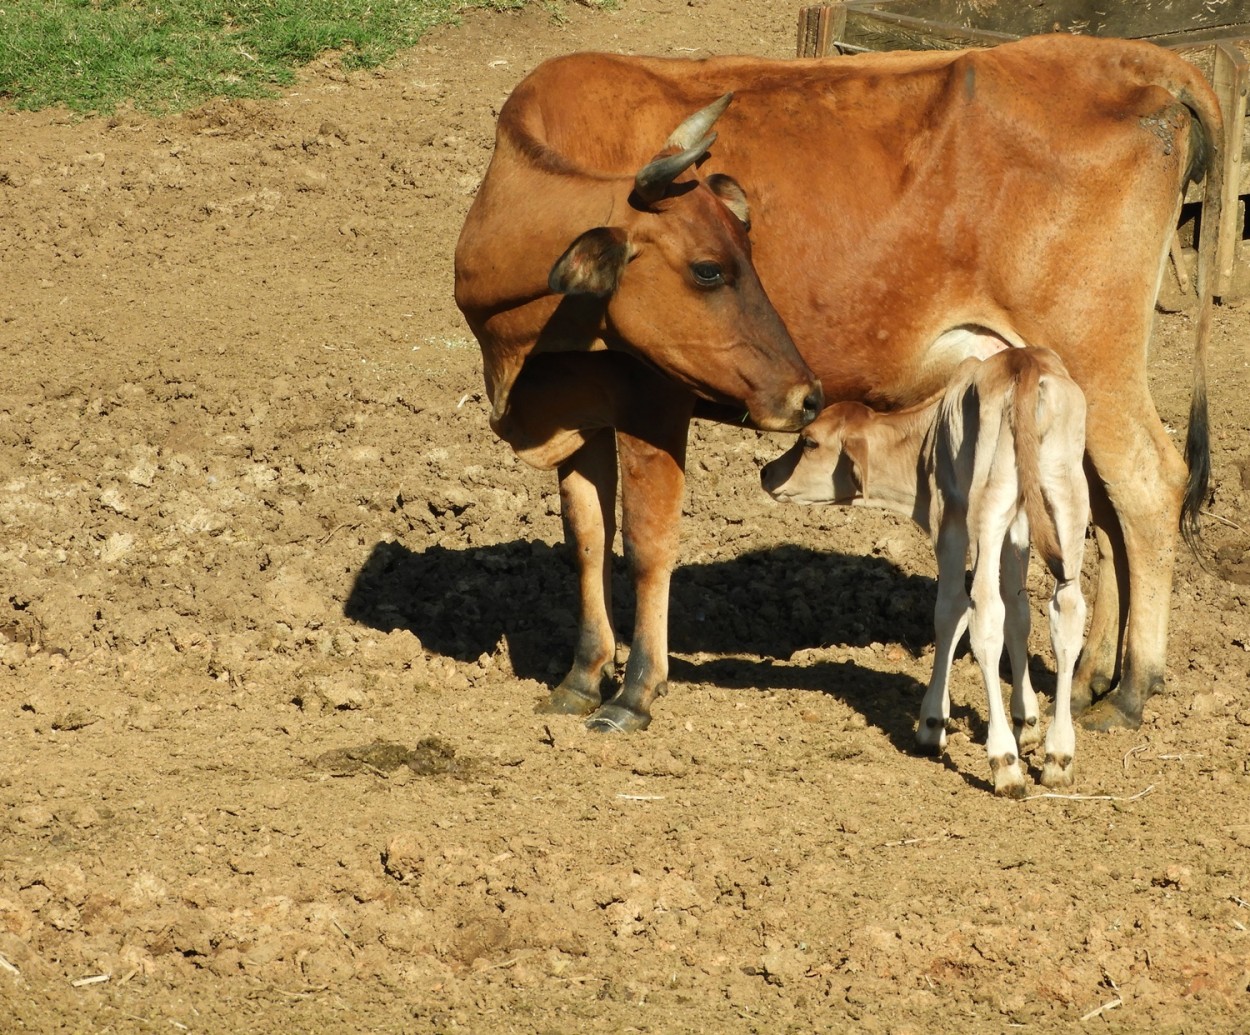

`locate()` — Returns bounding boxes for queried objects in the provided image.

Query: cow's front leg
[541,430,618,716]
[586,392,693,733]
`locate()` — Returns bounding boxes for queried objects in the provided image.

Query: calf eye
[690,261,725,287]
[801,436,818,452]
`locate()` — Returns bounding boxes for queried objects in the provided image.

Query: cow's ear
[840,433,870,496]
[549,227,631,297]
[707,173,750,229]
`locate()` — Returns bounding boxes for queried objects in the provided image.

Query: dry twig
[1080,996,1123,1022]
[477,949,538,972]
[879,832,951,848]
[1024,784,1155,803]
[1200,509,1243,531]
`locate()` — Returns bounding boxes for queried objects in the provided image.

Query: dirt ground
[1,2,1248,1032]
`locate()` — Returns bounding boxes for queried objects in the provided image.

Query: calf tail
[1175,71,1222,553]
[1008,358,1066,581]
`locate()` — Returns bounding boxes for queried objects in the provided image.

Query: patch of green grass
[0,0,561,116]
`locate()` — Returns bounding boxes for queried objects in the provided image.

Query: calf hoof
[914,717,948,755]
[989,755,1026,799]
[1013,716,1042,754]
[585,703,651,734]
[1041,754,1075,789]
[1078,695,1142,732]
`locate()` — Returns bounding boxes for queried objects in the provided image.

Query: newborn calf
[761,347,1089,797]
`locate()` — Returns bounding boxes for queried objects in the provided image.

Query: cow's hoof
[1078,696,1142,732]
[1069,674,1107,715]
[914,718,947,756]
[1014,716,1042,754]
[990,755,1026,798]
[1041,754,1075,789]
[585,703,650,734]
[537,684,601,717]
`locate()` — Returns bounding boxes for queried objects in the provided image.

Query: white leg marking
[1001,516,1040,753]
[969,495,1025,798]
[1042,470,1090,789]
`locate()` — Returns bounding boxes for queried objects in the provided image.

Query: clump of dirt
[312,736,474,777]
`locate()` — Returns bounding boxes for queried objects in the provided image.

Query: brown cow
[454,34,1221,734]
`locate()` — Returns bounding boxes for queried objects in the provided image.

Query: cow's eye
[801,435,818,452]
[691,261,724,287]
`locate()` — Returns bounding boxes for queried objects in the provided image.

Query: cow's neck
[458,166,631,319]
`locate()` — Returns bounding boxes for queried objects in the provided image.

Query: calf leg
[969,512,1026,798]
[1042,470,1090,788]
[917,513,969,755]
[1042,573,1086,787]
[1001,517,1041,753]
[585,385,695,733]
[542,430,618,715]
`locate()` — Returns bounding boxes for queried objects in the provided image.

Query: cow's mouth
[759,380,823,433]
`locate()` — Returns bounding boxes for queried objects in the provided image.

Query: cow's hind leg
[585,385,695,733]
[1079,394,1184,731]
[1001,517,1041,753]
[542,430,619,715]
[1072,464,1126,714]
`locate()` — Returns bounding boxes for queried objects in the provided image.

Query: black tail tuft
[1180,377,1210,555]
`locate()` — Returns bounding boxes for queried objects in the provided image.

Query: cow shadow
[344,537,946,750]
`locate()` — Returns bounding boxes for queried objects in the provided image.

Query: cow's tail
[1009,358,1066,581]
[1172,65,1223,554]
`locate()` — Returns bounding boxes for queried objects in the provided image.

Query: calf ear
[549,227,631,297]
[841,433,871,496]
[707,173,750,229]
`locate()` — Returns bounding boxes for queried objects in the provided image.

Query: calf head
[761,402,877,504]
[547,96,822,433]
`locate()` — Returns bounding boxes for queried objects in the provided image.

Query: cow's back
[495,37,1211,411]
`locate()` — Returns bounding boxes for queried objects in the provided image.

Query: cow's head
[547,96,822,433]
[760,402,875,504]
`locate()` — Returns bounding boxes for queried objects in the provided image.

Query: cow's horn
[666,92,733,151]
[634,132,717,204]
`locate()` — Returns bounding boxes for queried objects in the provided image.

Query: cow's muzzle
[753,379,824,433]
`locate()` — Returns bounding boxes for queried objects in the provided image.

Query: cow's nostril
[801,387,824,424]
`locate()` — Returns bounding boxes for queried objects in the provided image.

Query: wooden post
[1211,41,1248,299]
[797,4,847,58]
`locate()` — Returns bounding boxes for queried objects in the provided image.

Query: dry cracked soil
[1,1,1249,1032]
